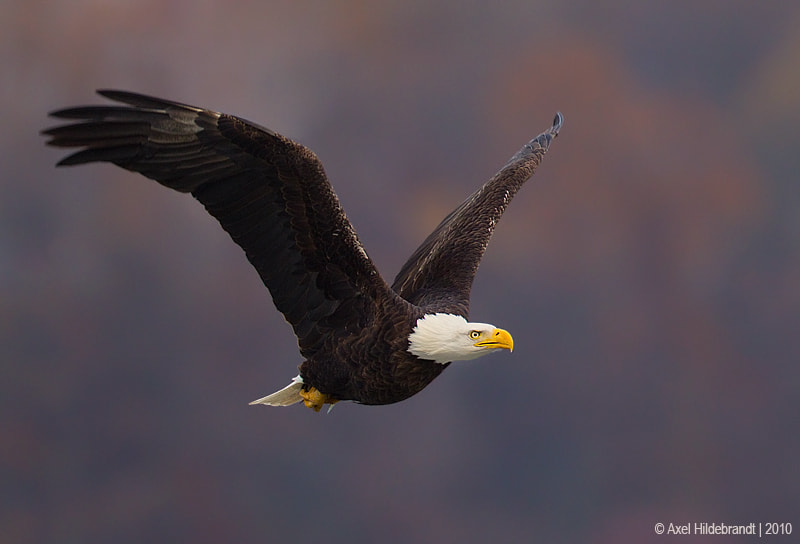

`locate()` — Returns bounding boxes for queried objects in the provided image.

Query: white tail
[249,375,304,406]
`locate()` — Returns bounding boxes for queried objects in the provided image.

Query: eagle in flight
[43,90,562,412]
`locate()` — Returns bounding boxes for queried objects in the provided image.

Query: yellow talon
[300,387,338,412]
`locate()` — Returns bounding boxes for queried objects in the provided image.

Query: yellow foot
[299,387,338,412]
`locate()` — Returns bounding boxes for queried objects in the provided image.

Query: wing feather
[391,113,563,315]
[43,90,394,357]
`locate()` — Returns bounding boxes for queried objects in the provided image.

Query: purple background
[3,2,798,542]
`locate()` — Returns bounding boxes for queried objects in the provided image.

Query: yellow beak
[475,328,514,352]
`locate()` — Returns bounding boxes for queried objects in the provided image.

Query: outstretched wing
[391,113,563,315]
[43,90,393,357]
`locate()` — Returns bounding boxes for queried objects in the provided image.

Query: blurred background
[2,1,799,542]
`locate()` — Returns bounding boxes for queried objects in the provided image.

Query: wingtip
[94,89,206,112]
[551,112,564,135]
[95,89,129,103]
[95,89,148,105]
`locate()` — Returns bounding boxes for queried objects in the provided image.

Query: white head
[407,313,514,364]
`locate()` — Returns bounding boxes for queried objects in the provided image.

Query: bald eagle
[43,90,562,412]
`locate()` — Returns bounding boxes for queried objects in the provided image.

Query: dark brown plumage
[43,90,561,410]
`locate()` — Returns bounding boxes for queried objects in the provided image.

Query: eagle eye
[469,330,481,340]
